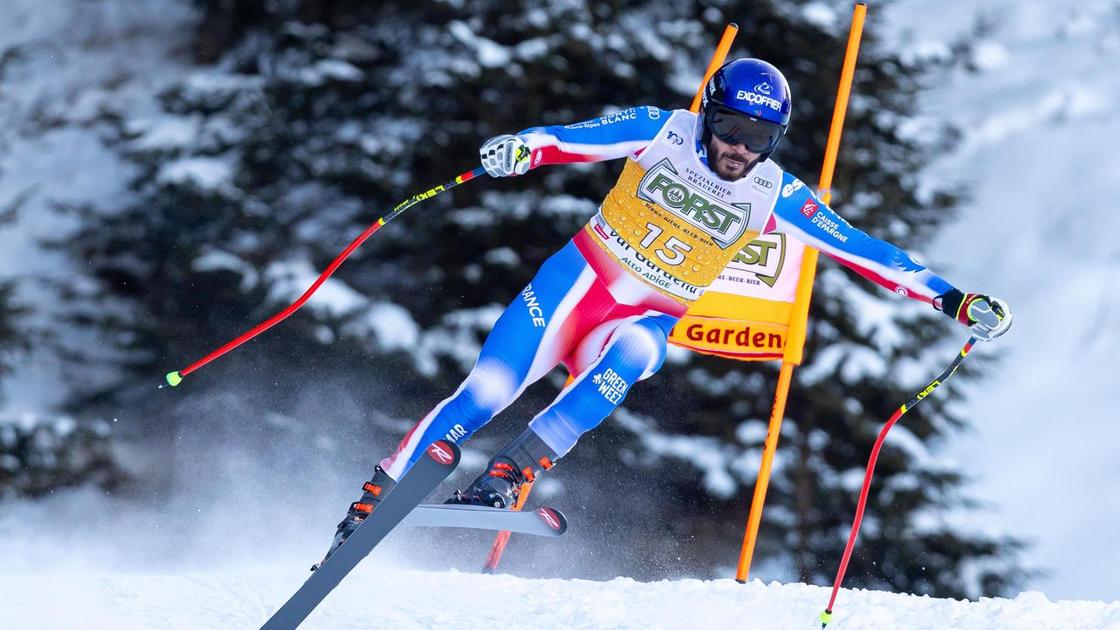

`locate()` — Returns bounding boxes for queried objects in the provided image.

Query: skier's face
[706,134,760,181]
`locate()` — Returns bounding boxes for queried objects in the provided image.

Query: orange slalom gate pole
[481,479,536,573]
[735,2,868,583]
[817,4,868,208]
[735,360,794,582]
[690,23,739,113]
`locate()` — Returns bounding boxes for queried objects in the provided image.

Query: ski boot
[311,465,397,571]
[447,428,557,509]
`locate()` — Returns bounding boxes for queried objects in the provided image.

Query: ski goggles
[704,106,785,154]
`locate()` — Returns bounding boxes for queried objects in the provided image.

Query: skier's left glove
[935,289,1013,341]
[480,134,533,177]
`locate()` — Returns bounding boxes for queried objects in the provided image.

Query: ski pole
[164,166,488,387]
[819,336,979,629]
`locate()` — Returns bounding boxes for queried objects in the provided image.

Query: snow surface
[1,0,1119,623]
[2,567,1118,630]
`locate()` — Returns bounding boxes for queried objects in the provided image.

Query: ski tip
[535,507,568,536]
[165,371,183,387]
[425,440,461,467]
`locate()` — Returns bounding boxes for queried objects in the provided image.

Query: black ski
[402,503,568,537]
[261,441,461,630]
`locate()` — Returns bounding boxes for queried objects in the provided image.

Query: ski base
[403,503,567,537]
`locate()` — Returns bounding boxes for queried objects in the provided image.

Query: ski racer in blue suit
[317,58,1013,565]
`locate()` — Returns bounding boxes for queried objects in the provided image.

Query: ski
[402,503,568,537]
[261,440,461,630]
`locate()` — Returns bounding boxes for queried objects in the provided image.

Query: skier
[319,58,1011,562]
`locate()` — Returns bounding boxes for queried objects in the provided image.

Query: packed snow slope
[3,566,1119,630]
[2,0,1119,626]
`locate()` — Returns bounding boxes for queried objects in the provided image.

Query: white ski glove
[936,289,1013,341]
[480,134,532,178]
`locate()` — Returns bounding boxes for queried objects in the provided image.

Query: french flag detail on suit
[380,238,681,480]
[766,171,953,304]
[520,106,670,167]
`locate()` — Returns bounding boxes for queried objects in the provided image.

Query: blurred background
[0,0,1116,603]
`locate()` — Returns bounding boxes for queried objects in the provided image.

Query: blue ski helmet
[701,58,792,157]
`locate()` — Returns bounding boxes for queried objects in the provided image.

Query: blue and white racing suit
[381,106,956,479]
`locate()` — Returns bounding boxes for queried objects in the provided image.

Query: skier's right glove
[480,134,532,177]
[935,289,1013,341]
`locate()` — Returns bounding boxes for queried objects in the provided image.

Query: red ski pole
[164,166,488,387]
[820,336,979,628]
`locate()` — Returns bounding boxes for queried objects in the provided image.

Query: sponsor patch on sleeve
[800,199,818,218]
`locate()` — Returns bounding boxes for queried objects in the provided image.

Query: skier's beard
[707,137,760,181]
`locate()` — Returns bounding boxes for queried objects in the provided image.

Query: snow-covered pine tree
[0,281,24,382]
[54,0,1028,596]
[0,22,131,503]
[0,281,124,499]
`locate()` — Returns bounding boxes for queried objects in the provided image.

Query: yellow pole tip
[165,371,183,387]
[820,610,834,626]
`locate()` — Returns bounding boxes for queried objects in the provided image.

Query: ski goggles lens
[706,107,784,153]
